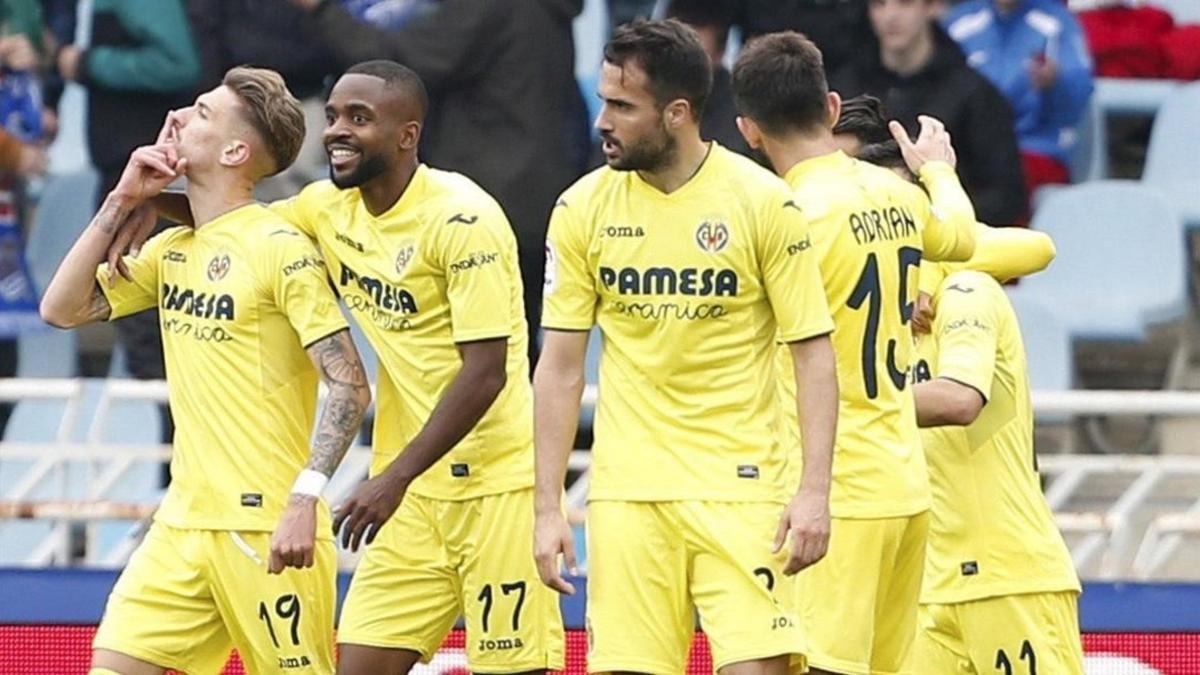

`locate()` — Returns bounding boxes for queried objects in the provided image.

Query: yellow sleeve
[95,227,175,320]
[759,190,834,342]
[919,224,1056,296]
[933,273,1000,400]
[434,201,518,343]
[918,162,977,263]
[541,196,597,331]
[266,182,325,239]
[261,228,348,347]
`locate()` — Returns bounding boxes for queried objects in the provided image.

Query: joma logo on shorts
[277,655,312,669]
[478,637,524,651]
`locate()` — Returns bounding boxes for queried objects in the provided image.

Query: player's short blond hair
[222,66,305,177]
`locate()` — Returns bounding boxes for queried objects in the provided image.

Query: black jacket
[81,0,200,177]
[831,27,1028,224]
[300,0,590,258]
[187,0,335,98]
[736,0,870,75]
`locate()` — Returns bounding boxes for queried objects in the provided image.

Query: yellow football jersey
[271,167,532,500]
[778,153,976,518]
[913,270,1080,604]
[543,143,834,503]
[98,204,348,535]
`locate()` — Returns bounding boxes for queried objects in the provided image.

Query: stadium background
[3,0,1200,673]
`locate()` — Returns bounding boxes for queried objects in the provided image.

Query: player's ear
[736,116,762,150]
[398,120,421,152]
[219,139,251,169]
[664,98,690,130]
[826,91,842,130]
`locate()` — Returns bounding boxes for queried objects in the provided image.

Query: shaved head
[344,60,428,122]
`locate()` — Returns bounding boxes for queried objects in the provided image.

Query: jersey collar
[783,150,854,188]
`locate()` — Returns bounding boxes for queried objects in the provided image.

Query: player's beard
[329,151,390,189]
[604,123,676,173]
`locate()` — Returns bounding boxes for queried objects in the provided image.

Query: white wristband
[291,469,329,497]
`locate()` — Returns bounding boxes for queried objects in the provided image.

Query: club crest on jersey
[207,254,230,281]
[695,221,729,253]
[395,242,416,276]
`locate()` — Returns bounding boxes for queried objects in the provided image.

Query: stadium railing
[2,379,1200,581]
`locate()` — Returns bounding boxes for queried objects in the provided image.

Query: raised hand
[890,115,957,175]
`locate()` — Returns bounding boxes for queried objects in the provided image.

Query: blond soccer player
[41,68,371,675]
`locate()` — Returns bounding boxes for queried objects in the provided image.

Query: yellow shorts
[914,591,1084,674]
[93,521,336,674]
[586,500,805,675]
[338,488,564,673]
[794,511,928,675]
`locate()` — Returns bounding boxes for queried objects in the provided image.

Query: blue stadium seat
[1020,181,1186,340]
[1069,95,1106,183]
[1154,0,1200,24]
[1143,81,1200,230]
[15,170,98,381]
[1009,291,1073,392]
[25,169,99,294]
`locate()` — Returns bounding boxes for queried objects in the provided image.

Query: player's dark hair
[857,140,909,175]
[833,94,892,147]
[732,31,830,136]
[604,19,712,120]
[345,59,429,121]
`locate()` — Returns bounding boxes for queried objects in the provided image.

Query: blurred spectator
[944,0,1094,196]
[833,0,1027,224]
[57,0,199,452]
[736,0,871,75]
[0,0,49,436]
[609,0,657,27]
[666,0,750,155]
[289,0,590,368]
[185,0,338,200]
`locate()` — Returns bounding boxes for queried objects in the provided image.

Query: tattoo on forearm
[91,197,134,236]
[82,284,112,323]
[307,330,369,477]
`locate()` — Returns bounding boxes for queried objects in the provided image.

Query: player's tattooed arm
[272,328,369,573]
[304,328,371,481]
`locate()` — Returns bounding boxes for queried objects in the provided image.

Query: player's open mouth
[601,139,620,156]
[328,145,360,170]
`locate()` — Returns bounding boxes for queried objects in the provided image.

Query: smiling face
[322,73,415,189]
[594,59,677,172]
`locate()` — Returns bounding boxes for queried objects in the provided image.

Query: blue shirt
[944,0,1093,165]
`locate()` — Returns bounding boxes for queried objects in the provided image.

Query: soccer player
[731,33,976,675]
[829,92,1058,335]
[40,67,371,675]
[534,20,839,675]
[910,258,1084,674]
[263,61,565,675]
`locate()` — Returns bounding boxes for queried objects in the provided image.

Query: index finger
[156,111,179,145]
[538,559,576,595]
[888,120,914,150]
[917,114,945,136]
